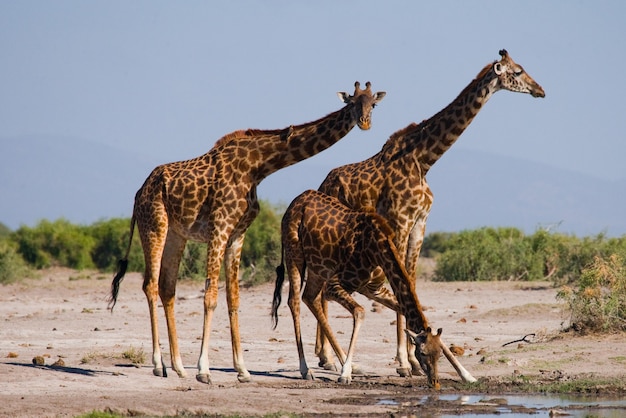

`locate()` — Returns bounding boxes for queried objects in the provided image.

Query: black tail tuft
[270,264,286,329]
[108,259,129,312]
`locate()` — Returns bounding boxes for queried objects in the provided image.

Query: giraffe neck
[250,104,357,180]
[379,238,430,332]
[381,63,499,174]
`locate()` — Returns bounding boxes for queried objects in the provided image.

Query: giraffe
[108,81,386,384]
[271,189,473,388]
[316,49,545,377]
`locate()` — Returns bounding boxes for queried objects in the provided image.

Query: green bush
[421,231,455,258]
[0,239,31,283]
[240,200,282,286]
[12,219,95,269]
[433,227,542,281]
[179,241,207,280]
[0,222,11,238]
[433,228,626,284]
[88,218,144,272]
[557,254,626,333]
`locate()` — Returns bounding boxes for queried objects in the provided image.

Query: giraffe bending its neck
[272,190,472,388]
[108,82,385,384]
[316,50,545,378]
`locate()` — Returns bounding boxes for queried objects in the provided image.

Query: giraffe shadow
[6,361,126,377]
[208,367,336,382]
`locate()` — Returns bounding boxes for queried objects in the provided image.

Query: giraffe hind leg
[315,297,338,372]
[287,265,314,380]
[316,279,366,384]
[159,230,188,378]
[139,216,168,378]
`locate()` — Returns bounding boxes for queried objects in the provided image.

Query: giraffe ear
[374,91,386,102]
[404,328,418,344]
[493,62,504,75]
[337,91,352,103]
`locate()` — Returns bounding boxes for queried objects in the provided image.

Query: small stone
[32,356,45,366]
[449,344,465,356]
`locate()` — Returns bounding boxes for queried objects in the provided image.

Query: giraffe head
[405,327,443,390]
[492,49,545,98]
[337,81,386,130]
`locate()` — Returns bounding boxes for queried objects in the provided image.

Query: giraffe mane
[368,211,396,241]
[211,106,346,149]
[212,128,289,148]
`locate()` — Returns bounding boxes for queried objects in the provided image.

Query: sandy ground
[1,267,626,417]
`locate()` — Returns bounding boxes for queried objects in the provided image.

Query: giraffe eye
[514,69,524,76]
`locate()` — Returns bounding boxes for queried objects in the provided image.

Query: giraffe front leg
[405,219,428,376]
[395,313,416,377]
[224,234,251,383]
[322,279,366,384]
[338,304,365,384]
[195,237,229,385]
[196,275,218,384]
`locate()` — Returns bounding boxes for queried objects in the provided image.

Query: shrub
[179,241,207,280]
[432,228,626,284]
[88,218,144,272]
[433,227,541,281]
[12,219,95,269]
[0,239,31,283]
[0,222,11,238]
[240,200,282,286]
[557,254,626,333]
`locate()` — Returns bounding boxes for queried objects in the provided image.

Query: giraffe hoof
[153,368,166,378]
[411,366,425,376]
[319,361,337,371]
[396,367,412,378]
[351,364,364,375]
[338,376,352,384]
[303,371,315,381]
[237,372,251,383]
[196,373,212,384]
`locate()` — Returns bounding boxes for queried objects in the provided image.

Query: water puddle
[376,393,626,417]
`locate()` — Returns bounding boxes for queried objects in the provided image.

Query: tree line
[1,203,624,332]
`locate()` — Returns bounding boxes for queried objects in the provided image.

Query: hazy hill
[1,135,625,237]
[0,135,159,229]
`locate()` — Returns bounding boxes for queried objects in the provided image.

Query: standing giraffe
[271,190,473,388]
[108,82,385,384]
[316,50,545,377]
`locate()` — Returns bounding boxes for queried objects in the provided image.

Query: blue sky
[1,2,625,230]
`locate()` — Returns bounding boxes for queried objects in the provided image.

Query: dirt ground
[2,267,626,417]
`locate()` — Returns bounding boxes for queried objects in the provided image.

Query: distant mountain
[2,135,625,237]
[257,147,626,238]
[0,135,160,229]
[423,148,626,237]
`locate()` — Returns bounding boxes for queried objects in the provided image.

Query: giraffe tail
[108,214,136,312]
[271,245,286,330]
[270,264,285,329]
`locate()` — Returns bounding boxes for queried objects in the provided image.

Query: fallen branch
[502,333,535,347]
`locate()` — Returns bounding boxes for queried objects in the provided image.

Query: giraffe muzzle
[358,118,371,130]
